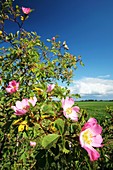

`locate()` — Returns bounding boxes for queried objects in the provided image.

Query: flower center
[13,85,17,89]
[82,129,92,145]
[23,105,29,111]
[66,108,72,114]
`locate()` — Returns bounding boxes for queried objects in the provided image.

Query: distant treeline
[79,99,113,102]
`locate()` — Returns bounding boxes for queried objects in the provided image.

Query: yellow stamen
[82,129,92,145]
[66,108,72,114]
[14,86,17,89]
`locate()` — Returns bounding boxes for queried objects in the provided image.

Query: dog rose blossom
[22,7,31,14]
[61,97,80,121]
[11,99,30,116]
[79,118,103,161]
[6,80,19,94]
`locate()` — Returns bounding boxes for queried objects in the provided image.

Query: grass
[76,101,113,120]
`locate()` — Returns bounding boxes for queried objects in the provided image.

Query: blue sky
[5,0,113,100]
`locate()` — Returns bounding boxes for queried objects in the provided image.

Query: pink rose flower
[28,96,37,106]
[47,84,55,92]
[6,80,19,94]
[61,97,80,121]
[30,141,36,147]
[11,99,30,116]
[79,118,103,161]
[22,7,31,14]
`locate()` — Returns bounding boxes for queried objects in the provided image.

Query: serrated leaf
[42,134,60,149]
[62,147,70,154]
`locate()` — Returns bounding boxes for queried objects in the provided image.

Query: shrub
[0,0,113,169]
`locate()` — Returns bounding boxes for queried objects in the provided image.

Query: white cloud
[69,76,113,100]
[98,75,111,79]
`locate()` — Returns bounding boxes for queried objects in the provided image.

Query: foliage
[0,0,113,169]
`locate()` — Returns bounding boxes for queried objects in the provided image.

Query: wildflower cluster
[4,79,103,161]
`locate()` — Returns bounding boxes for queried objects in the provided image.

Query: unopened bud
[52,37,55,41]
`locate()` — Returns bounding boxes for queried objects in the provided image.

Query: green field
[76,101,113,120]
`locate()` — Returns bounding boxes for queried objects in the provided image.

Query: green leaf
[42,134,60,149]
[54,118,64,135]
[20,153,26,163]
[23,132,27,138]
[42,104,55,116]
[80,60,84,66]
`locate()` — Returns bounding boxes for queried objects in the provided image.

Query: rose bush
[0,0,113,169]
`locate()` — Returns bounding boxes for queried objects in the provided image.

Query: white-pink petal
[92,134,103,147]
[88,118,97,124]
[16,101,23,109]
[84,146,100,161]
[22,7,31,14]
[62,97,74,110]
[47,84,55,92]
[30,141,36,147]
[28,96,37,106]
[72,106,80,113]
